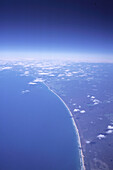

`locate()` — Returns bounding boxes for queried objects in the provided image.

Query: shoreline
[43,82,85,170]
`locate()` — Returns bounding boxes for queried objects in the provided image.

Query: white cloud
[58,74,64,77]
[28,77,44,85]
[106,130,113,134]
[65,72,73,77]
[38,72,49,75]
[97,134,106,139]
[49,74,55,77]
[72,71,78,74]
[28,82,37,85]
[79,74,87,77]
[86,140,91,144]
[80,110,86,113]
[21,90,30,94]
[73,109,80,112]
[93,99,100,105]
[91,96,95,99]
[107,125,113,130]
[0,66,12,71]
[21,70,29,76]
[24,71,29,75]
[33,78,44,83]
[65,69,69,72]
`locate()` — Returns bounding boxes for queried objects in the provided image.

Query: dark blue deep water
[0,71,81,170]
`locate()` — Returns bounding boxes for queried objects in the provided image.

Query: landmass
[44,62,113,170]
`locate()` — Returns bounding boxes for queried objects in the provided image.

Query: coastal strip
[43,82,85,170]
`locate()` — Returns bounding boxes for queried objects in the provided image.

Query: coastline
[43,82,85,170]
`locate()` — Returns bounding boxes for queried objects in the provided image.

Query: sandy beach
[44,82,85,170]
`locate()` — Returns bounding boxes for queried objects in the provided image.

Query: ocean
[0,70,81,170]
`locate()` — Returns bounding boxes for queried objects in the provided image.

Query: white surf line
[43,82,85,170]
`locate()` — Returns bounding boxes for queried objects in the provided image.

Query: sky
[0,0,113,59]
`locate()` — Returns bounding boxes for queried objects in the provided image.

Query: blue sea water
[0,71,81,170]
